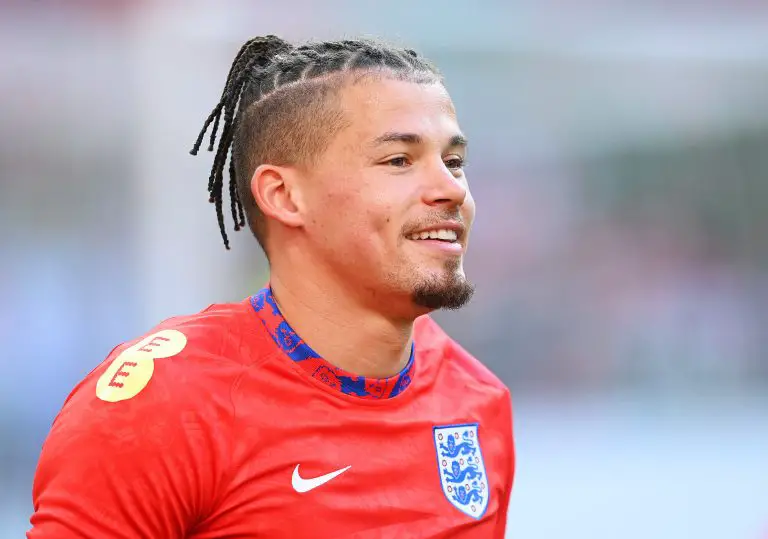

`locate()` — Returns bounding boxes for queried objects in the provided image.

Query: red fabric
[29,298,514,538]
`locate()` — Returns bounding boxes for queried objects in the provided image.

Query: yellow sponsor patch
[96,329,187,402]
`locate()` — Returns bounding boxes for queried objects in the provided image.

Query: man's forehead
[342,76,456,117]
[337,77,460,144]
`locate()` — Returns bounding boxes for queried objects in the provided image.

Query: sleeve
[27,329,234,539]
[495,389,515,539]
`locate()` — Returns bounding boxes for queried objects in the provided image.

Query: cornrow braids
[190,35,292,249]
[190,35,441,250]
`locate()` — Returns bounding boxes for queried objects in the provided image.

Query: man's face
[299,75,476,314]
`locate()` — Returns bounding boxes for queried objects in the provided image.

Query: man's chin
[410,276,475,311]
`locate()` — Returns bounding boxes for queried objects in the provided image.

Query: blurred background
[1,0,766,537]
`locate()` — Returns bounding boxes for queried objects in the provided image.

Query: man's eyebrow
[370,132,468,148]
[448,134,468,148]
[371,132,423,146]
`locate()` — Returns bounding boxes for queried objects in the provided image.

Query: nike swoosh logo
[291,464,351,493]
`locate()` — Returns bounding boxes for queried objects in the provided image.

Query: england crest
[433,423,489,519]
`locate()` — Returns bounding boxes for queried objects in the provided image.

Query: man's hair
[190,35,442,251]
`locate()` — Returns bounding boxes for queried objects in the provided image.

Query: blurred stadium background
[1,1,767,537]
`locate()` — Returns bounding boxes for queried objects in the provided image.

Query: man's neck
[268,270,414,379]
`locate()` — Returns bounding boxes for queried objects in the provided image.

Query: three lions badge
[433,423,489,519]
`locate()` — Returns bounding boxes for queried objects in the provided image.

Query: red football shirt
[29,287,515,538]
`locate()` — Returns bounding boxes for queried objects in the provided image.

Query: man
[28,35,515,538]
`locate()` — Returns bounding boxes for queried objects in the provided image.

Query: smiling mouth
[407,228,459,243]
[405,228,465,256]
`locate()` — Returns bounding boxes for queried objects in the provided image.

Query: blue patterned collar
[250,287,415,399]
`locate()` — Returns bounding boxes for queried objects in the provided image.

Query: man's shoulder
[62,299,273,414]
[31,304,262,538]
[147,299,264,357]
[124,298,273,367]
[414,315,509,396]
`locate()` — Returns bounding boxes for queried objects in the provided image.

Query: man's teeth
[408,229,458,242]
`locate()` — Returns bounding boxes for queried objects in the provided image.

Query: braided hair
[190,35,441,250]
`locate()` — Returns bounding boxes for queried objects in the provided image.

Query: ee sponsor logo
[96,330,186,402]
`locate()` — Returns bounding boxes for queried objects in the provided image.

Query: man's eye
[387,157,410,167]
[445,157,466,170]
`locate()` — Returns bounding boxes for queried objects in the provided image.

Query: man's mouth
[407,228,459,243]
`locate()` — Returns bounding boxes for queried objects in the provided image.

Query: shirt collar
[249,286,415,399]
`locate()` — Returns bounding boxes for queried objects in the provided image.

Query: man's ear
[250,164,305,228]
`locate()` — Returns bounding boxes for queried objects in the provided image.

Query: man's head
[192,36,475,315]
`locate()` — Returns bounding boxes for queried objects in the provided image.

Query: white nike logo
[291,464,351,493]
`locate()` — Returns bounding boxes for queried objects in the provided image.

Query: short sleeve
[28,329,235,539]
